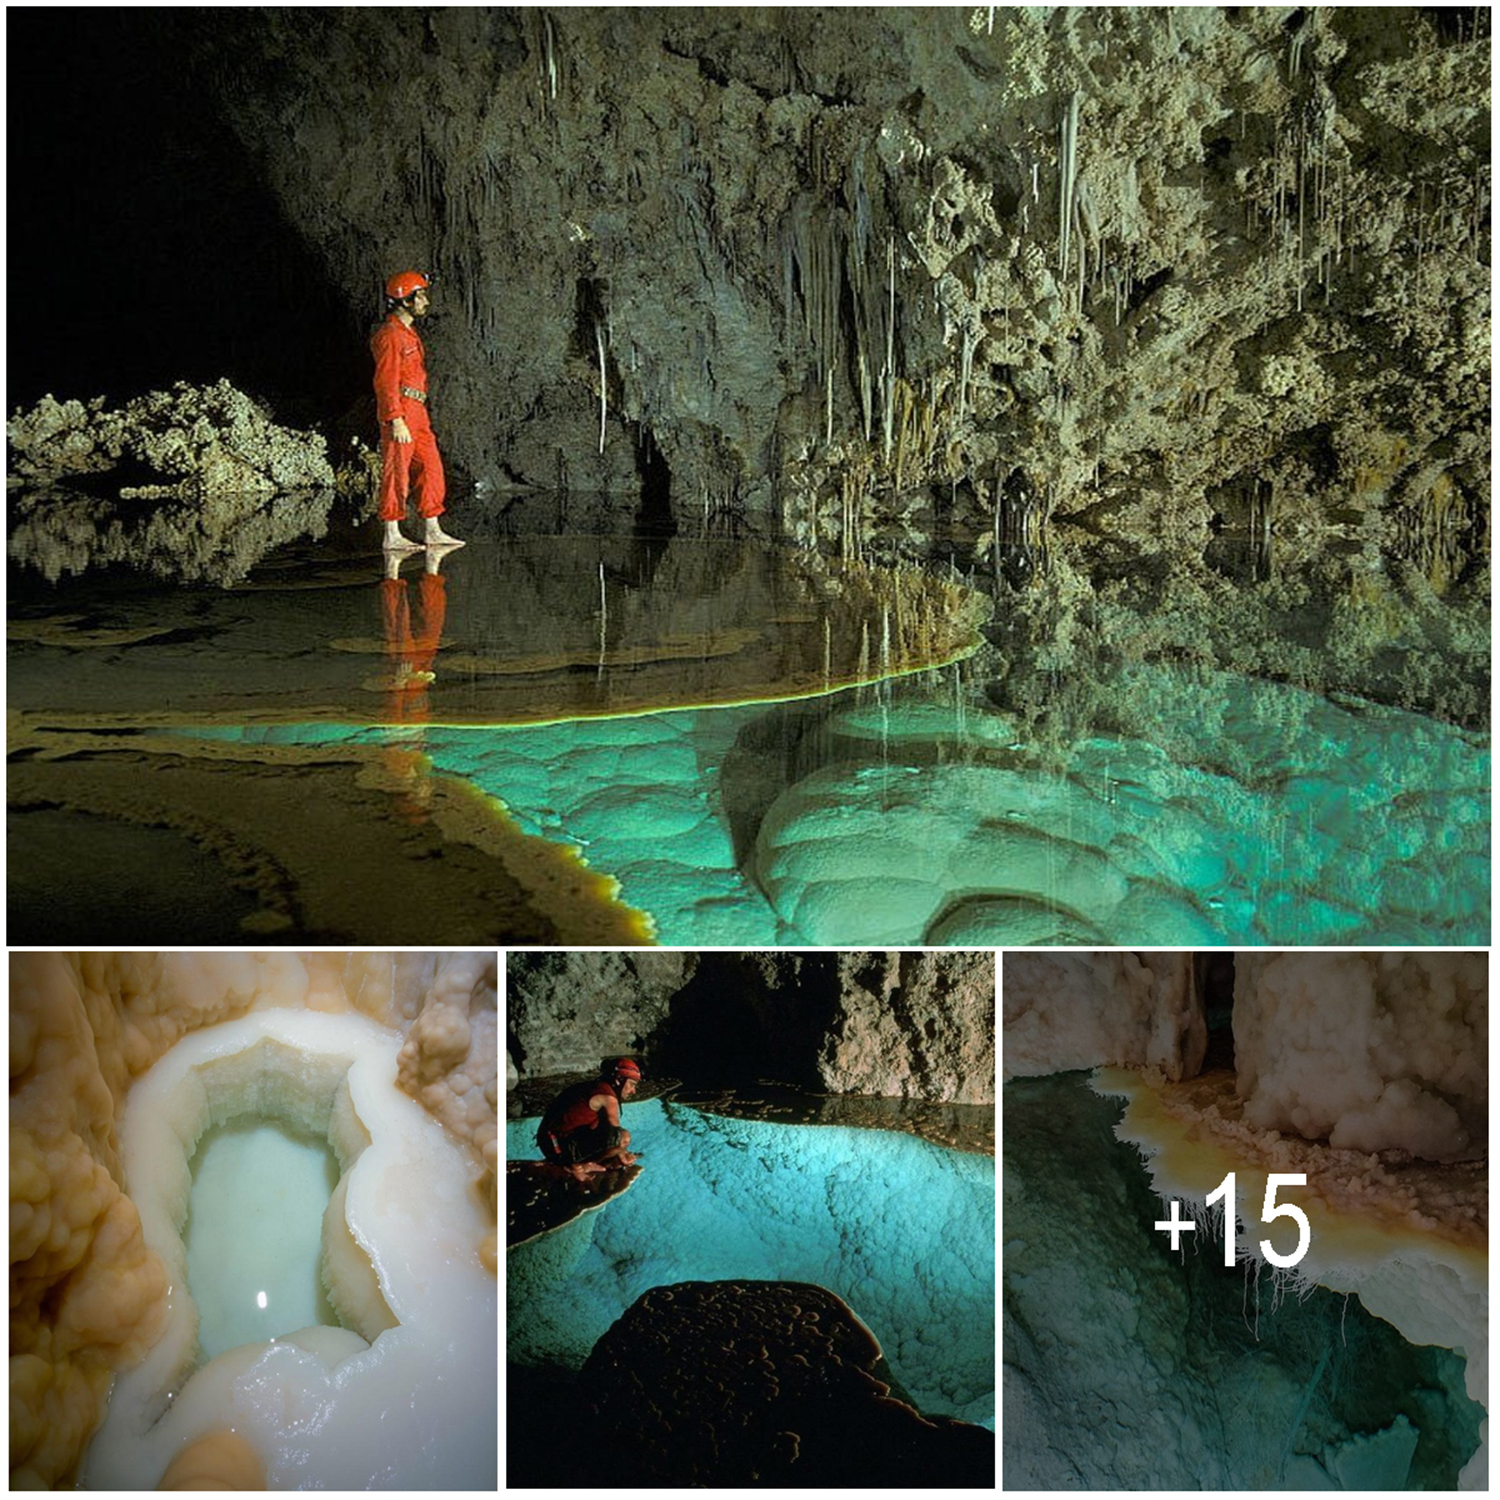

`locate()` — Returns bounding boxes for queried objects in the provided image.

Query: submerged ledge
[8,725,652,945]
[8,534,989,730]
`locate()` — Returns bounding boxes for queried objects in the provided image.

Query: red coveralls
[380,572,447,721]
[371,311,447,522]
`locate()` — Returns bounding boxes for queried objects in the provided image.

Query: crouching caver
[536,1058,642,1180]
[371,269,464,553]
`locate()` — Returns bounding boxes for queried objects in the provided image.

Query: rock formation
[507,949,995,1103]
[173,8,1486,540]
[7,380,332,497]
[1233,951,1487,1159]
[7,380,336,585]
[582,1280,994,1486]
[9,952,497,1488]
[1003,951,1204,1081]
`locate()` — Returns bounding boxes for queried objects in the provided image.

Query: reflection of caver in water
[377,561,449,823]
[371,269,464,554]
[380,564,447,706]
[537,1058,642,1182]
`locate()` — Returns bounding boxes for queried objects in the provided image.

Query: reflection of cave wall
[174,9,1487,531]
[507,950,995,1102]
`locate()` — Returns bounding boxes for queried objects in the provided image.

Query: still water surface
[9,518,1488,944]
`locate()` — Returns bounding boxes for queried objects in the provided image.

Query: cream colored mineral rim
[82,1008,495,1490]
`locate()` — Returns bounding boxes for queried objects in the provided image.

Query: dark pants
[539,1121,626,1164]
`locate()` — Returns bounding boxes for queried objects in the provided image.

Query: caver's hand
[390,417,412,444]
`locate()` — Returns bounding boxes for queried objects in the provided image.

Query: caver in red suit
[371,271,447,523]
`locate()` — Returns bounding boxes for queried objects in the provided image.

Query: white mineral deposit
[9,952,498,1491]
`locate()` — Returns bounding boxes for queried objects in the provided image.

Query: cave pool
[506,1099,996,1429]
[221,655,1488,945]
[185,1117,343,1360]
[1004,1072,1485,1489]
[9,524,1488,945]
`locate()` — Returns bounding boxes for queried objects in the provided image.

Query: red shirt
[370,312,429,422]
[542,1078,620,1138]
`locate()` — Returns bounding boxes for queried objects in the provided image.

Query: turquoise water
[1005,1074,1484,1487]
[217,648,1488,944]
[506,1100,996,1427]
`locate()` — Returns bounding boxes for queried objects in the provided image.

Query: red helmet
[612,1058,643,1083]
[385,269,431,301]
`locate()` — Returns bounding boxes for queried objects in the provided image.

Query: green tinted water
[185,1117,340,1360]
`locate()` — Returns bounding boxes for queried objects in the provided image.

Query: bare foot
[424,528,465,548]
[565,1161,606,1182]
[383,532,423,554]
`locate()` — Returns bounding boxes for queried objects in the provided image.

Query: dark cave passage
[8,8,360,422]
[1200,953,1237,1073]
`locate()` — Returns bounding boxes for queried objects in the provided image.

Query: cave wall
[506,950,995,1103]
[1002,951,1204,1081]
[185,8,1488,532]
[1234,951,1487,1159]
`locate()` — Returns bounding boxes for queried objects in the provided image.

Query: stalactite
[882,234,896,465]
[596,322,607,455]
[1058,91,1081,279]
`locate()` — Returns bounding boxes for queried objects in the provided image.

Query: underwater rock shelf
[581,1280,994,1487]
[6,727,650,946]
[747,673,1489,946]
[7,535,986,728]
[415,658,1487,945]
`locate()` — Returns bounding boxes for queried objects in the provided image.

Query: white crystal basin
[81,1008,495,1489]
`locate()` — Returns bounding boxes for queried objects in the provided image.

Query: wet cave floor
[507,1094,996,1486]
[8,507,1488,946]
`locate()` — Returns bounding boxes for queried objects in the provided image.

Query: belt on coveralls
[400,386,427,403]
